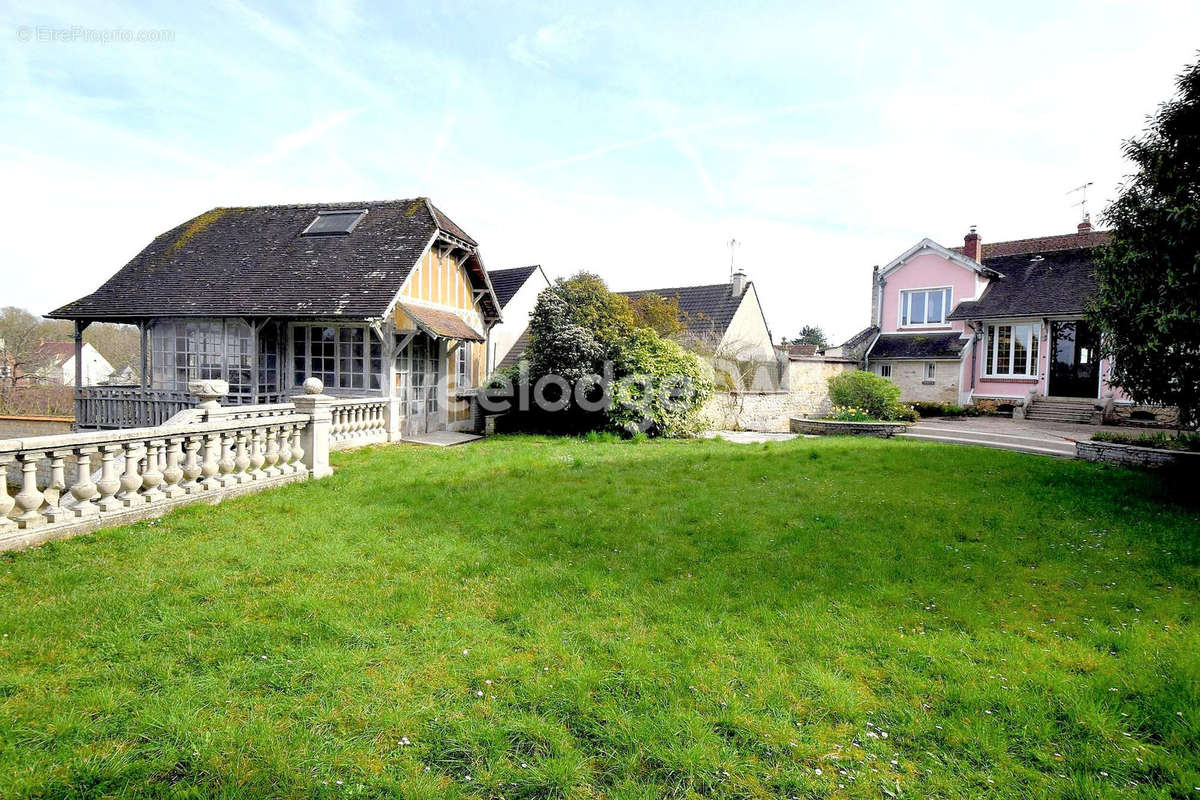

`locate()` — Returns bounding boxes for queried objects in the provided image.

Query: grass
[1,435,1198,799]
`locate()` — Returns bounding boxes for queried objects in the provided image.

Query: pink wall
[879,253,981,335]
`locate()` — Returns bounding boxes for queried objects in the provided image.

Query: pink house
[839,222,1135,420]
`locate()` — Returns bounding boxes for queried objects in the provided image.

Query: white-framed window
[899,287,952,327]
[984,323,1040,377]
[151,319,254,400]
[291,324,383,392]
[455,344,468,390]
[924,362,936,381]
[878,363,892,378]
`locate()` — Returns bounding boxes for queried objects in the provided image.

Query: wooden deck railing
[75,386,289,429]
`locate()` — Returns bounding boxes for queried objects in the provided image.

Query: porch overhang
[397,303,485,342]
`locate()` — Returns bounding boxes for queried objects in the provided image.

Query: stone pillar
[385,397,402,442]
[292,378,334,479]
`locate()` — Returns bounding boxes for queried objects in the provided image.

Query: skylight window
[301,209,367,236]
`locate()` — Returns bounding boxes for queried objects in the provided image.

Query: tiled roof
[488,266,542,309]
[617,282,746,339]
[838,326,878,352]
[400,303,485,342]
[948,247,1100,320]
[868,332,968,360]
[48,198,494,321]
[780,343,819,357]
[950,229,1110,259]
[34,341,76,363]
[496,328,532,371]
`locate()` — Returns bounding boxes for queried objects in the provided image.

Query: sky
[1,1,1197,343]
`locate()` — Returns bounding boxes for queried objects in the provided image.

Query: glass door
[1049,320,1100,398]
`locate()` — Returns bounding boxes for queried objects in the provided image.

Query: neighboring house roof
[488,265,542,309]
[948,247,1101,320]
[496,328,532,371]
[880,238,1002,279]
[950,229,1110,259]
[617,283,748,340]
[869,332,968,360]
[779,343,819,357]
[34,341,77,366]
[831,325,879,360]
[47,198,499,322]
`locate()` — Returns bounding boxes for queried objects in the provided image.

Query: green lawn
[1,436,1198,799]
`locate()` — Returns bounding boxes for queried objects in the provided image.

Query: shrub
[608,328,712,437]
[828,371,901,419]
[1091,430,1200,452]
[888,403,919,422]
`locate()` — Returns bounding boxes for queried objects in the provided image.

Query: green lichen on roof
[405,199,424,218]
[151,207,229,269]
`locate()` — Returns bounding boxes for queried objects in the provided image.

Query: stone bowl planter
[1076,439,1200,471]
[790,418,909,438]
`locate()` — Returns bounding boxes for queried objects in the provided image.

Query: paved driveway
[901,416,1098,457]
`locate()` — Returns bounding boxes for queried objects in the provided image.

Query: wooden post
[139,321,150,426]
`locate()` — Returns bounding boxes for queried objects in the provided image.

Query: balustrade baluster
[0,456,16,534]
[162,437,186,499]
[276,425,293,475]
[264,427,281,477]
[234,430,251,483]
[141,439,165,504]
[14,452,47,529]
[181,436,203,494]
[218,431,237,487]
[118,442,145,506]
[249,428,266,481]
[96,444,123,511]
[69,446,99,518]
[200,433,222,491]
[290,424,306,474]
[42,450,71,523]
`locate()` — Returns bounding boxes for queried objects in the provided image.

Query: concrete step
[899,431,1076,458]
[1026,412,1095,423]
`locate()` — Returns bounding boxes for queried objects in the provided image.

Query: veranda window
[900,287,952,327]
[292,324,383,392]
[150,319,257,400]
[984,323,1040,377]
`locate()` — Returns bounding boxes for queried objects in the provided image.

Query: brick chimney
[1077,216,1093,234]
[962,226,982,262]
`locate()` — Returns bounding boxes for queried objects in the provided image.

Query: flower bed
[790,418,910,437]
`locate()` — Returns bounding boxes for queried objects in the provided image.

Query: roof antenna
[1067,181,1094,224]
[726,237,740,276]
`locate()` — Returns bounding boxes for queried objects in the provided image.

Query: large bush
[608,328,712,437]
[517,273,711,437]
[828,370,905,420]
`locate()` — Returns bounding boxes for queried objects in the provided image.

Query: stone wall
[0,416,73,439]
[1107,403,1180,428]
[1077,439,1198,470]
[882,360,959,404]
[699,359,858,432]
[790,418,908,437]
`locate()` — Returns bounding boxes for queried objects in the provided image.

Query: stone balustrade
[329,398,390,450]
[0,411,319,552]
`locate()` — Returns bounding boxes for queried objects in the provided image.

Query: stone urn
[188,379,230,410]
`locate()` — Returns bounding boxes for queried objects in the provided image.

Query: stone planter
[790,418,909,438]
[1076,439,1200,470]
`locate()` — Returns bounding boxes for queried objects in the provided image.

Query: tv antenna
[726,238,740,276]
[1068,181,1094,223]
